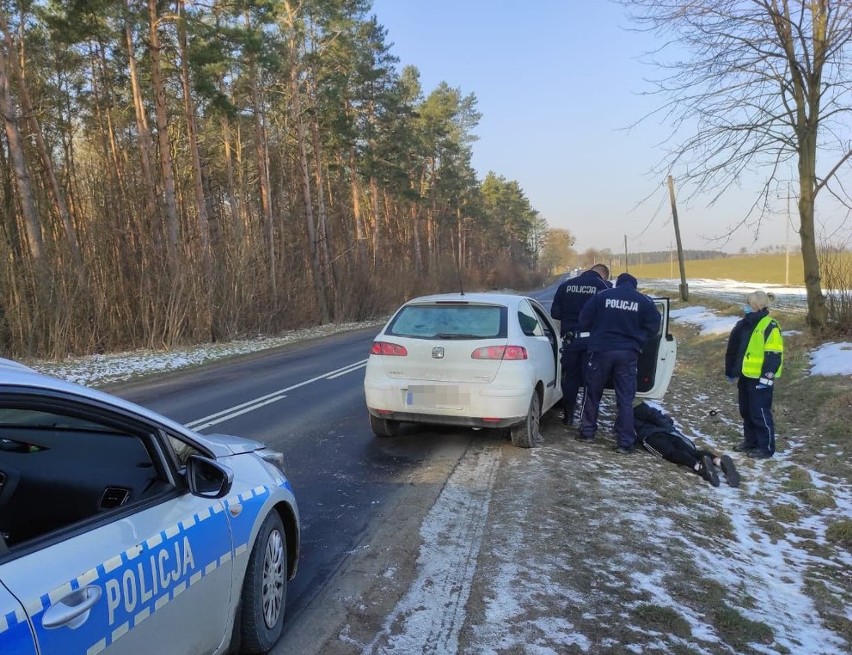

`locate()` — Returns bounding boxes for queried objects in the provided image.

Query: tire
[240,511,287,654]
[510,390,542,448]
[370,413,400,437]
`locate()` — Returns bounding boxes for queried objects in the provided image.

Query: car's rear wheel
[370,414,400,437]
[240,511,287,653]
[511,390,541,448]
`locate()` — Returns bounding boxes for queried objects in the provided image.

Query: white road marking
[185,359,368,430]
[325,361,368,379]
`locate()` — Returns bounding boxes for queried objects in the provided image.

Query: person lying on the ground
[633,402,740,488]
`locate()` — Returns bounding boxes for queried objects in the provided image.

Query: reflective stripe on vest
[742,316,784,378]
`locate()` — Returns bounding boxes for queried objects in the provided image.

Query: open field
[623,253,850,286]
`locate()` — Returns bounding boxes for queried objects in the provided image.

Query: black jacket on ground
[633,402,692,445]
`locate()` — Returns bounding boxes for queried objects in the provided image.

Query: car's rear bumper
[364,379,532,427]
[367,407,525,429]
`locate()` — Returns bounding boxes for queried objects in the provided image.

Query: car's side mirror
[185,455,233,499]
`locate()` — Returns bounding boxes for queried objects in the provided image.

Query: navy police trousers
[579,349,638,448]
[560,347,586,421]
[737,377,776,455]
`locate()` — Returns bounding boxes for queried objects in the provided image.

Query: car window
[517,301,543,336]
[654,299,667,336]
[0,402,171,553]
[168,433,201,466]
[387,304,507,339]
[0,407,108,431]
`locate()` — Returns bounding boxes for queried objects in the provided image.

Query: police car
[0,358,299,654]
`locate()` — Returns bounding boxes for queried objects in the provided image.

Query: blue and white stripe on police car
[0,485,272,654]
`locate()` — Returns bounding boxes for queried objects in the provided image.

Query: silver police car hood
[201,433,266,455]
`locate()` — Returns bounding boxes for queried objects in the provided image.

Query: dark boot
[698,455,720,487]
[719,455,740,487]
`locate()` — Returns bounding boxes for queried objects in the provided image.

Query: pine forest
[0,0,547,359]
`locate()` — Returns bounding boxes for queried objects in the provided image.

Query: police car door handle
[42,585,102,630]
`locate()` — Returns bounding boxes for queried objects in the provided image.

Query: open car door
[635,297,677,400]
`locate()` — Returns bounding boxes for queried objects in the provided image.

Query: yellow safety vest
[742,316,784,379]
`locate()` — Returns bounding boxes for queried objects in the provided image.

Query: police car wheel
[510,391,541,449]
[240,511,287,653]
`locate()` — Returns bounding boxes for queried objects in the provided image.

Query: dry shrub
[818,242,852,334]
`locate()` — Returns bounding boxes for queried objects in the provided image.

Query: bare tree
[622,0,852,329]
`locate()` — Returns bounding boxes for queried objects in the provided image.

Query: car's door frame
[524,298,563,411]
[0,580,37,655]
[0,388,235,655]
[635,297,677,399]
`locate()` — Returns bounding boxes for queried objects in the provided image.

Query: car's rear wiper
[432,333,483,339]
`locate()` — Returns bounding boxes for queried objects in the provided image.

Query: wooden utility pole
[667,176,689,300]
[777,182,795,286]
[669,241,674,278]
[624,234,628,273]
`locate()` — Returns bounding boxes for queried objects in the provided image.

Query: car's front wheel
[370,413,400,437]
[511,390,542,448]
[240,511,287,653]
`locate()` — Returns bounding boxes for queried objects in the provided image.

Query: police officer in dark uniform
[577,272,661,452]
[549,264,611,427]
[724,290,784,459]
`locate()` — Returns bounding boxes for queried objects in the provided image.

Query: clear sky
[368,0,846,256]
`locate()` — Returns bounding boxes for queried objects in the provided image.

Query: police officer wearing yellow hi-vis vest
[724,290,784,459]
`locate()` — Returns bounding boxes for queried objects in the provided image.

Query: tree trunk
[245,11,275,299]
[221,112,242,243]
[291,65,329,323]
[349,150,367,265]
[7,15,82,269]
[148,0,179,264]
[0,12,43,272]
[798,140,827,328]
[411,203,422,275]
[177,0,213,337]
[124,1,161,255]
[370,175,381,267]
[790,0,828,330]
[310,113,337,306]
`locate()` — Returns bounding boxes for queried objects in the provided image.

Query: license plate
[405,385,469,409]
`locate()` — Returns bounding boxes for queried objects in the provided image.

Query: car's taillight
[371,341,408,356]
[471,345,528,360]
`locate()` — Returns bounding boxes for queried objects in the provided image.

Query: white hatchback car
[364,293,564,448]
[364,292,677,448]
[0,359,299,655]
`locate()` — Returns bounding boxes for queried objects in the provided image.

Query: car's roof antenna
[455,252,465,296]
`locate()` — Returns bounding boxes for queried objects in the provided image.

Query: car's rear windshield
[387,304,507,339]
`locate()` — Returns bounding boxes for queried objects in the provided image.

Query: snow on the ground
[808,342,852,376]
[669,306,739,336]
[647,277,810,314]
[29,320,384,387]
